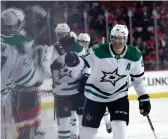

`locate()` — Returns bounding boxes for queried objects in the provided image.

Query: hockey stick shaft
[147,115,158,139]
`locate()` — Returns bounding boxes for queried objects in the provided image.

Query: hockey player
[1,11,51,139]
[77,24,151,139]
[52,23,90,139]
[1,11,80,139]
[5,7,47,138]
[78,33,91,54]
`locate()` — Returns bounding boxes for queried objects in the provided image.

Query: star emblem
[64,106,69,112]
[58,64,72,79]
[85,113,93,121]
[100,68,127,86]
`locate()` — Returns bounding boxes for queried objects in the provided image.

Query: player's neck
[111,45,125,55]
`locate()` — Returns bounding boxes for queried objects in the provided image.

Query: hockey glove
[65,52,80,67]
[138,94,151,116]
[59,36,75,52]
[53,42,66,56]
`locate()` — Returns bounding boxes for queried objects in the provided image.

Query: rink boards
[39,70,168,109]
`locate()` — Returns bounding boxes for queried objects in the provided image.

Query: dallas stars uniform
[51,41,86,95]
[51,40,90,139]
[1,34,52,97]
[84,43,144,102]
[1,33,53,139]
[78,43,146,129]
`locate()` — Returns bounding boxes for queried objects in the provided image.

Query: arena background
[1,1,168,139]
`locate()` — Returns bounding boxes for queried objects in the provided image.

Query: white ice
[39,98,168,139]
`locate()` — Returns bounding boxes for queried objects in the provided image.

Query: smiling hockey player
[78,24,151,139]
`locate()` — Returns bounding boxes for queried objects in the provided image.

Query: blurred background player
[1,10,52,139]
[1,8,80,139]
[3,8,46,139]
[52,23,90,139]
[78,33,91,54]
[78,24,151,139]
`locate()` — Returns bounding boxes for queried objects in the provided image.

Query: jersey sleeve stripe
[15,69,32,84]
[19,67,37,86]
[130,72,144,78]
[86,83,112,96]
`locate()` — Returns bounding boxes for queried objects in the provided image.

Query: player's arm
[78,56,91,94]
[130,52,151,116]
[11,52,51,87]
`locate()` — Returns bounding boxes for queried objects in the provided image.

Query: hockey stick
[147,115,158,139]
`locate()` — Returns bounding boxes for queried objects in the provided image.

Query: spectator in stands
[135,37,146,56]
[94,14,106,36]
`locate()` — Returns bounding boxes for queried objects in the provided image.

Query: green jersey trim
[75,42,84,53]
[85,82,129,99]
[92,43,113,59]
[1,34,33,54]
[85,88,109,99]
[90,43,142,61]
[20,67,37,85]
[123,45,142,62]
[61,85,79,91]
[15,69,32,84]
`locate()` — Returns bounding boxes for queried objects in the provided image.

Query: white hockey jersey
[51,42,88,95]
[83,43,145,102]
[1,34,52,97]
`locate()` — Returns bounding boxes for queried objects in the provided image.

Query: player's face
[78,40,90,49]
[111,36,126,49]
[56,32,69,41]
[3,25,16,34]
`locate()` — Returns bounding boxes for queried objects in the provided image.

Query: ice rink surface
[39,98,168,139]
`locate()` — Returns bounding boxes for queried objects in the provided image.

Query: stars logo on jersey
[58,64,72,79]
[100,68,127,86]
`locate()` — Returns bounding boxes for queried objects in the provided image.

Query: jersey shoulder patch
[123,45,142,62]
[92,43,112,59]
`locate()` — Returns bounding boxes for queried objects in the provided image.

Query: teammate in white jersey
[1,10,52,96]
[77,24,151,139]
[52,23,90,139]
[1,11,52,139]
[78,33,91,54]
[6,7,47,138]
[1,11,80,139]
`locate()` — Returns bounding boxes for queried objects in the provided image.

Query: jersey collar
[109,43,127,58]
